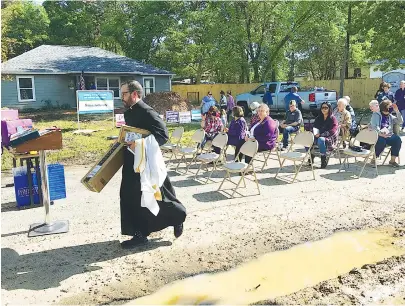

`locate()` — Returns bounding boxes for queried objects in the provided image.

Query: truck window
[279,84,300,92]
[253,85,266,95]
[268,84,277,93]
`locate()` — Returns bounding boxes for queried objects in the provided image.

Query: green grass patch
[1,110,201,171]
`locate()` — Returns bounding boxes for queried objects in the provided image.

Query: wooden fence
[172,79,382,109]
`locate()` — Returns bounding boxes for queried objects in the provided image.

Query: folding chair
[254,120,282,171]
[175,129,205,173]
[339,129,378,178]
[275,131,315,183]
[217,138,260,198]
[380,145,400,165]
[160,126,184,165]
[194,132,228,184]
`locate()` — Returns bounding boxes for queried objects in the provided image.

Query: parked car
[236,82,337,116]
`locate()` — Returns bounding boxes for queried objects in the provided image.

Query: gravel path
[1,136,405,305]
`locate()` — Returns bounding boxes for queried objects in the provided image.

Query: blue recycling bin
[14,171,41,207]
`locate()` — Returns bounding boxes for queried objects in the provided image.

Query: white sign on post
[76,90,115,130]
[179,111,192,124]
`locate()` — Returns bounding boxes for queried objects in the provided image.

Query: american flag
[80,71,86,90]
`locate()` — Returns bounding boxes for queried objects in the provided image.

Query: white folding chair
[381,145,401,165]
[195,132,228,184]
[275,131,315,183]
[175,129,205,173]
[217,138,260,198]
[339,129,378,178]
[160,126,184,166]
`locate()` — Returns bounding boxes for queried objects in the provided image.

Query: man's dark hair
[122,80,143,97]
[380,100,391,113]
[291,86,298,93]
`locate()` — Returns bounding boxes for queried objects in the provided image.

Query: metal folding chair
[175,129,205,174]
[161,126,184,166]
[275,131,315,183]
[339,129,378,178]
[217,138,260,198]
[195,132,228,184]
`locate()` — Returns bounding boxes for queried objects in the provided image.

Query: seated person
[240,104,278,164]
[249,102,260,126]
[333,98,352,145]
[200,106,224,154]
[369,100,403,167]
[369,100,379,113]
[279,100,302,150]
[225,106,247,160]
[309,102,339,169]
[343,96,357,136]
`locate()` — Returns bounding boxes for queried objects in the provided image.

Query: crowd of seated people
[192,85,404,172]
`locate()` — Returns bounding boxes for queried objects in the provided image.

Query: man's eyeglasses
[121,91,130,96]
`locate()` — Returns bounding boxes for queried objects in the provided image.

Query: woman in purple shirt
[225,106,247,160]
[240,104,278,164]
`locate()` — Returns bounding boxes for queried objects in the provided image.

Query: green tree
[1,1,49,61]
[353,1,405,70]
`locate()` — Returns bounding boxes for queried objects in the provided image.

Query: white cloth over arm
[130,135,168,216]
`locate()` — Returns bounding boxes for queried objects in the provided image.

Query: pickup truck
[236,82,337,116]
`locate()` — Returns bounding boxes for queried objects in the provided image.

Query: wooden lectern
[14,130,69,237]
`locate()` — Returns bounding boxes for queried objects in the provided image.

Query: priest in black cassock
[119,80,186,248]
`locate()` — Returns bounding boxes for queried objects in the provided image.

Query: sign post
[76,90,115,130]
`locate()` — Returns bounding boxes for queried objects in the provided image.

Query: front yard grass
[1,110,200,171]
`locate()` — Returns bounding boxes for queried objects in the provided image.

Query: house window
[143,77,155,95]
[17,76,36,102]
[95,77,120,98]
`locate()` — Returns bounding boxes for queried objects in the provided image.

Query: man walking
[120,80,186,248]
[284,86,304,112]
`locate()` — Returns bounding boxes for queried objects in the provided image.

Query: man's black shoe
[174,223,184,238]
[121,235,148,249]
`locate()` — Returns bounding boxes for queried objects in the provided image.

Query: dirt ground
[1,136,405,305]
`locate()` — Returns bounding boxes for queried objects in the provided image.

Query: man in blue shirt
[284,86,304,112]
[200,91,216,114]
[263,86,273,105]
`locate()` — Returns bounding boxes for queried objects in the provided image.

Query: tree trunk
[340,3,351,98]
[345,4,352,79]
[288,52,295,81]
[195,61,203,84]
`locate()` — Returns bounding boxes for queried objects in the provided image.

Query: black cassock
[120,100,186,236]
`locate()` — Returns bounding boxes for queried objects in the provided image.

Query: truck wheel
[237,101,249,115]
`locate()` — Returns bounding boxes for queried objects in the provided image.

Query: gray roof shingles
[1,45,173,75]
